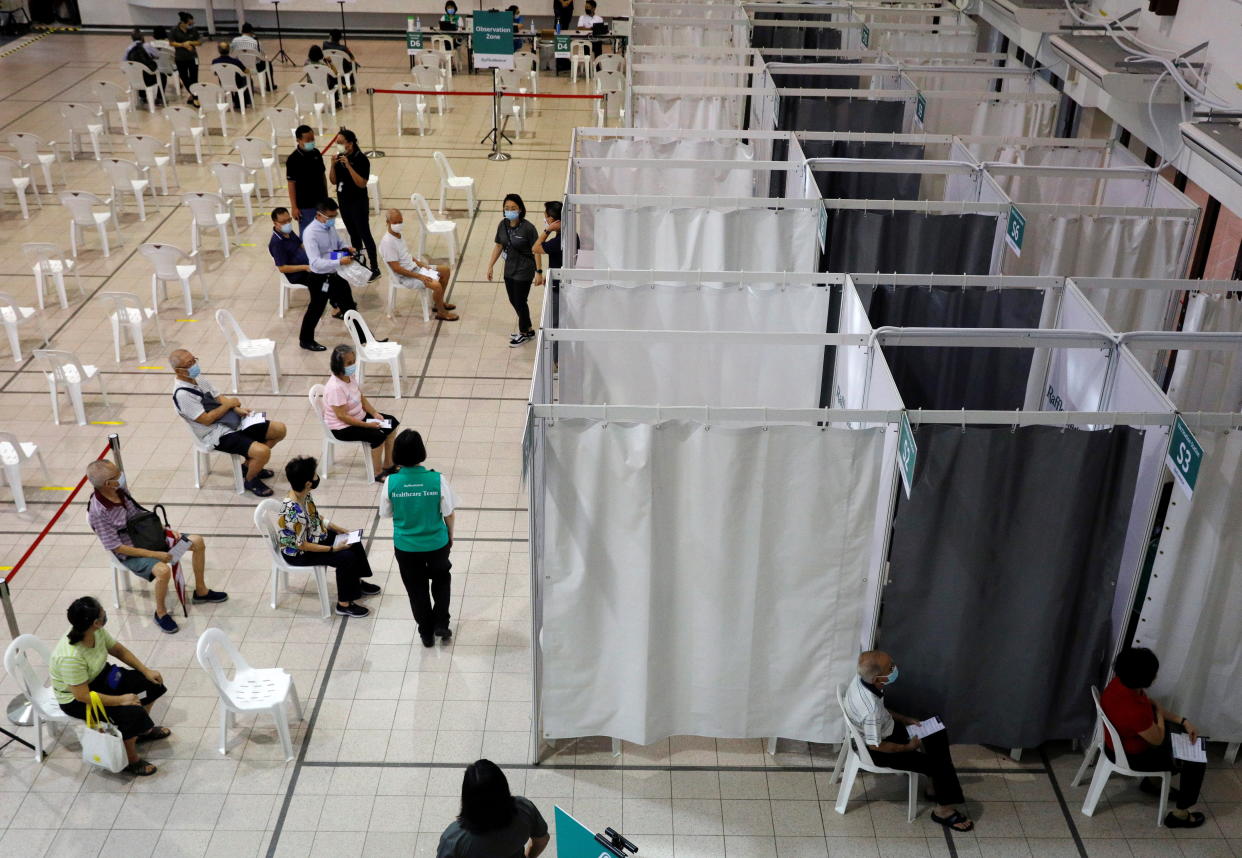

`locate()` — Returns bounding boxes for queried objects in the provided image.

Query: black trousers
[340,200,377,271]
[395,543,452,636]
[554,5,574,31]
[286,270,358,344]
[175,57,197,95]
[1106,723,1205,810]
[332,413,399,448]
[60,666,167,740]
[868,723,965,806]
[505,275,534,333]
[285,541,372,603]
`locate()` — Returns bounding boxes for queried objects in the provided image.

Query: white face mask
[390,222,404,234]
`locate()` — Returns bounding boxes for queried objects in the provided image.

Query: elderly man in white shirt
[378,209,458,322]
[302,197,379,341]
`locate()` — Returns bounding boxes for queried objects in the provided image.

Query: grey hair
[86,460,119,489]
[329,343,355,377]
[857,650,889,682]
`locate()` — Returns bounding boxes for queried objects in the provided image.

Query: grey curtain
[778,95,903,134]
[811,141,926,201]
[879,425,1143,748]
[864,285,1045,409]
[822,211,996,275]
[754,13,841,53]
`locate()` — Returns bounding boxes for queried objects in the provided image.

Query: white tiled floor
[0,30,1240,858]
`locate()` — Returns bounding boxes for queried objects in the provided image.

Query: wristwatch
[536,268,543,273]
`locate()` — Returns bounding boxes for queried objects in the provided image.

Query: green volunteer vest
[389,466,449,552]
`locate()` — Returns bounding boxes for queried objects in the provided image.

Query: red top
[1100,676,1156,756]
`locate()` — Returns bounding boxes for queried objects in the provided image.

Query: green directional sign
[1166,415,1203,499]
[861,24,871,48]
[897,412,917,499]
[555,806,613,858]
[914,92,927,128]
[473,9,516,70]
[555,34,572,59]
[1005,203,1026,257]
[406,20,423,54]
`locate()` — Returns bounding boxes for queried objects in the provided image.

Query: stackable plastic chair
[288,82,326,135]
[98,291,163,363]
[833,683,921,822]
[0,155,36,219]
[322,48,356,96]
[180,417,246,494]
[125,134,178,195]
[182,191,233,257]
[595,69,626,125]
[234,49,270,98]
[0,291,48,363]
[265,107,300,148]
[415,49,450,89]
[570,40,592,82]
[32,348,110,426]
[412,64,446,114]
[7,132,60,193]
[92,80,133,135]
[100,158,154,221]
[496,69,528,132]
[3,636,77,761]
[409,192,458,262]
[277,271,308,318]
[211,63,252,115]
[59,102,104,161]
[0,432,49,514]
[594,53,624,75]
[368,172,382,214]
[152,45,182,101]
[210,161,257,224]
[197,627,304,760]
[120,61,161,112]
[385,265,433,322]
[1074,686,1172,826]
[60,190,122,257]
[254,498,331,618]
[342,310,404,399]
[216,308,279,394]
[513,50,539,107]
[165,105,206,163]
[433,151,475,215]
[232,136,278,198]
[190,81,233,135]
[304,62,342,113]
[309,382,376,482]
[392,81,427,137]
[140,242,207,315]
[22,242,84,310]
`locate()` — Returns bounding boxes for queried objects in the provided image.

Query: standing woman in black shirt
[532,200,562,288]
[487,194,540,347]
[170,11,201,108]
[329,128,380,281]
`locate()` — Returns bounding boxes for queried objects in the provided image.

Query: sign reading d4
[1166,415,1203,499]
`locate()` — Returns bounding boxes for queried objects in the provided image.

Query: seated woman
[1100,647,1207,828]
[277,455,379,618]
[48,596,169,777]
[323,344,400,482]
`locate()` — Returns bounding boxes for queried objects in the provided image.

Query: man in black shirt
[286,125,327,236]
[322,29,356,88]
[329,128,380,281]
[170,11,201,108]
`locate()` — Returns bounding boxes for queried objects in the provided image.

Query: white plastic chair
[833,683,921,822]
[265,107,300,148]
[594,53,624,75]
[254,498,331,619]
[60,190,122,257]
[100,522,137,609]
[100,158,154,221]
[210,161,257,225]
[0,291,49,362]
[59,102,104,161]
[342,310,404,399]
[0,432,49,514]
[196,627,304,760]
[22,242,84,310]
[2,636,77,761]
[432,151,475,215]
[409,192,458,262]
[392,81,427,137]
[0,155,36,219]
[413,64,447,114]
[180,418,246,494]
[152,46,182,101]
[1074,686,1172,826]
[190,81,232,136]
[235,49,270,99]
[570,40,592,82]
[385,265,432,321]
[7,132,59,193]
[514,50,539,103]
[277,271,308,318]
[497,69,528,132]
[595,69,626,124]
[415,50,451,90]
[32,348,110,426]
[309,382,376,482]
[182,191,233,257]
[232,136,277,198]
[98,291,163,363]
[322,48,356,95]
[141,242,207,315]
[288,82,327,135]
[120,61,161,112]
[368,172,381,215]
[304,63,341,115]
[211,63,252,115]
[165,105,206,164]
[126,134,179,194]
[216,308,279,394]
[92,80,133,135]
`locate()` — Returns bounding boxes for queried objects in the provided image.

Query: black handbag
[174,385,242,430]
[121,494,172,552]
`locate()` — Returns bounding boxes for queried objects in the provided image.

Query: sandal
[136,726,171,743]
[124,758,158,777]
[931,810,974,832]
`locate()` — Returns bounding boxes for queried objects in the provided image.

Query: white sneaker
[509,332,533,347]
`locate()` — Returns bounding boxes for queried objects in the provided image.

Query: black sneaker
[300,340,327,352]
[154,612,179,634]
[358,582,381,596]
[245,478,273,497]
[420,633,435,648]
[191,589,229,604]
[335,602,370,618]
[434,626,452,640]
[1164,811,1206,829]
[367,268,382,282]
[508,332,533,348]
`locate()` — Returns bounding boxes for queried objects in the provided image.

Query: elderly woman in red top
[1099,647,1206,828]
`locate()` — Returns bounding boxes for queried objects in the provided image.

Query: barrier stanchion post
[487,69,511,161]
[0,579,17,641]
[365,88,386,158]
[108,433,123,473]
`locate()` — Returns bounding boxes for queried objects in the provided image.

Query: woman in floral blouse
[278,455,378,618]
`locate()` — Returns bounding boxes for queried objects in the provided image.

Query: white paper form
[1171,733,1207,763]
[333,529,363,549]
[907,717,946,740]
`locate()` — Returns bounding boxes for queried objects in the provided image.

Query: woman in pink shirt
[323,344,400,481]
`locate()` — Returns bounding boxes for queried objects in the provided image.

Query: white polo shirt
[842,674,895,747]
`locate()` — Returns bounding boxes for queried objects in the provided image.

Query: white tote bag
[80,691,128,773]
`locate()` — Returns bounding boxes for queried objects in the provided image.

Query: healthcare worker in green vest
[381,429,458,647]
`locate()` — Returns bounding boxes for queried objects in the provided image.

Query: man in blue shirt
[268,206,358,351]
[302,198,381,344]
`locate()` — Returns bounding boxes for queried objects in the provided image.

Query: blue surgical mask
[324,216,337,229]
[302,140,316,152]
[280,221,293,234]
[344,364,357,377]
[514,15,522,23]
[187,364,201,379]
[882,665,898,685]
[504,210,519,221]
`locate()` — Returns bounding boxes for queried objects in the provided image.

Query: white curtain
[632,94,746,130]
[1167,293,1242,413]
[1137,428,1242,747]
[1002,215,1192,332]
[922,97,1057,138]
[577,138,756,197]
[589,206,817,272]
[872,31,977,55]
[558,283,830,408]
[541,420,884,744]
[632,23,735,47]
[632,64,752,87]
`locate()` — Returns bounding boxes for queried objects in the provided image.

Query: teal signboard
[897,412,917,498]
[1005,203,1026,256]
[1166,415,1203,498]
[556,806,613,858]
[473,9,516,69]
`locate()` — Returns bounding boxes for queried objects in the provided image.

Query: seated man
[124,28,163,106]
[302,198,376,343]
[843,651,974,832]
[1101,647,1207,828]
[86,459,227,635]
[170,348,287,497]
[230,22,275,91]
[211,41,252,107]
[269,206,359,352]
[379,208,458,321]
[321,29,356,82]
